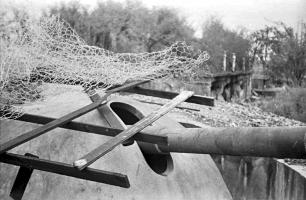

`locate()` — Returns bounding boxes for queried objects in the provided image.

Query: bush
[259,88,306,123]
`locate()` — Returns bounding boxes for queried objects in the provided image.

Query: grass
[258,87,306,123]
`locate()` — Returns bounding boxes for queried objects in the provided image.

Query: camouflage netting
[0,16,209,119]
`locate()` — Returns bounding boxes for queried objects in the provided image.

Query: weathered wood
[106,80,149,93]
[10,153,38,200]
[14,113,167,145]
[179,122,201,128]
[88,92,134,146]
[0,95,110,154]
[0,80,150,154]
[0,152,130,188]
[137,100,200,111]
[124,87,214,106]
[74,91,194,170]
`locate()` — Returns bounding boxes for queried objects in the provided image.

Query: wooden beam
[0,152,130,188]
[74,91,194,170]
[10,153,38,200]
[0,94,110,154]
[137,100,200,111]
[124,86,214,106]
[0,80,150,154]
[106,80,149,93]
[14,113,167,145]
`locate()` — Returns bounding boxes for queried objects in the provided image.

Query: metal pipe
[157,127,306,158]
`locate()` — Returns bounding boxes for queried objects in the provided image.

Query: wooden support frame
[0,80,151,154]
[0,152,130,188]
[106,80,150,93]
[14,113,167,145]
[124,86,214,106]
[10,153,38,200]
[74,91,194,170]
[137,100,200,111]
[1,80,202,193]
[0,97,109,154]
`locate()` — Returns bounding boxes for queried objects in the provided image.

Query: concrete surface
[0,87,231,200]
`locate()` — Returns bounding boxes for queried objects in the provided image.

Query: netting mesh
[0,16,209,119]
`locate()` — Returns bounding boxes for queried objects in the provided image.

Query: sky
[2,0,306,37]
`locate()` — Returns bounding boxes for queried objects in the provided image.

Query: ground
[123,92,305,128]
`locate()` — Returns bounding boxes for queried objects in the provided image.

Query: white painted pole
[223,51,227,71]
[232,53,236,72]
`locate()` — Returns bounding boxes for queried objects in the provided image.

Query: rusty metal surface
[157,127,306,158]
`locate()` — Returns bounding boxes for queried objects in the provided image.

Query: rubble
[126,93,305,128]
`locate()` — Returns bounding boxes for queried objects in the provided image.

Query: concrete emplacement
[0,89,232,200]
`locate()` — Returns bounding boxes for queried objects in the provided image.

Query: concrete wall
[143,74,252,102]
[0,89,232,200]
[142,78,212,96]
[212,156,306,200]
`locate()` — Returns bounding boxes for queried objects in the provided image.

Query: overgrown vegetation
[200,17,251,73]
[259,88,306,123]
[47,0,194,53]
[251,23,306,86]
[44,0,252,73]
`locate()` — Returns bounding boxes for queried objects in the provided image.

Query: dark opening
[110,102,173,176]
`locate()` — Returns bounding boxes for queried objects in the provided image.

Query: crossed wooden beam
[0,80,214,200]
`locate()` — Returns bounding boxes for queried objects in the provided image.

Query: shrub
[259,88,306,123]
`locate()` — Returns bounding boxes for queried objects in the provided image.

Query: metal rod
[74,91,194,170]
[0,152,130,188]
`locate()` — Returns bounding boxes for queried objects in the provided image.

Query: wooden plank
[0,94,110,154]
[14,113,167,145]
[137,100,200,111]
[0,80,149,154]
[106,80,149,93]
[179,122,201,128]
[74,91,194,170]
[10,153,38,200]
[0,152,130,188]
[124,86,214,106]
